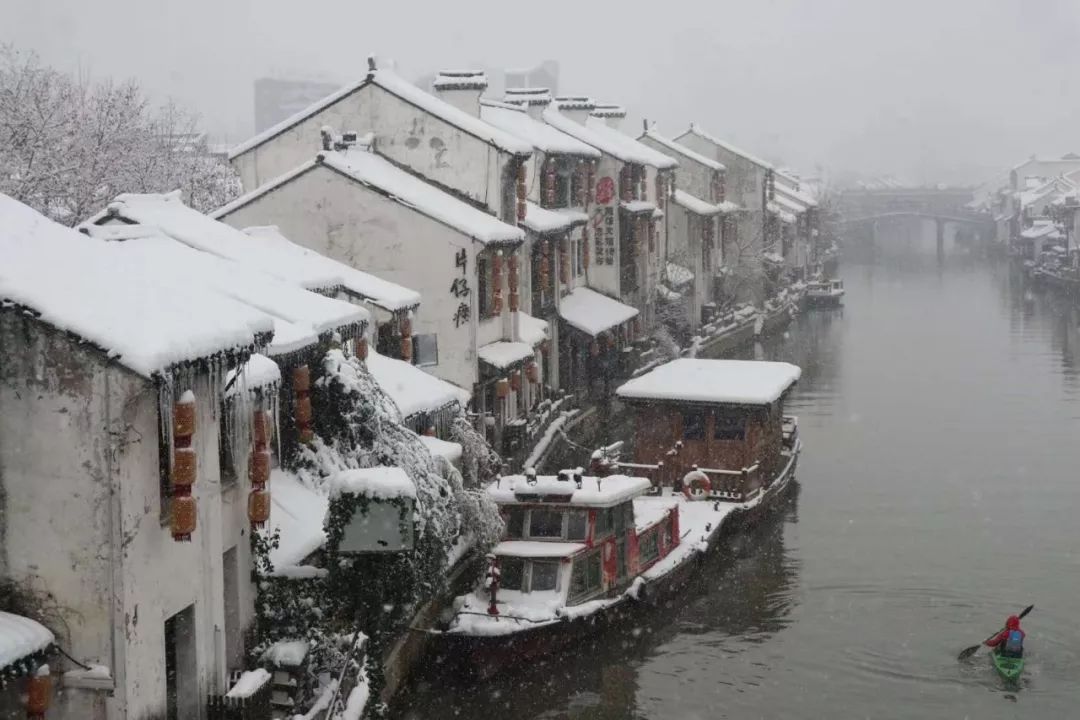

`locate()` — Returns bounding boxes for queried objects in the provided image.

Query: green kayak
[991,649,1024,683]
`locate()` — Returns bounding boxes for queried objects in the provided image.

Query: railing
[207,672,272,720]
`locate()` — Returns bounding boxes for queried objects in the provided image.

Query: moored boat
[990,648,1024,684]
[433,358,803,680]
[804,278,845,308]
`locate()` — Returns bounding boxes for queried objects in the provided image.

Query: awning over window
[478,341,535,370]
[558,287,639,337]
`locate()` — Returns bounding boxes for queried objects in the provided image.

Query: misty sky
[5,0,1079,185]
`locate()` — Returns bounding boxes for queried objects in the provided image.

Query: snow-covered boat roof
[488,474,652,507]
[83,228,369,356]
[617,359,801,406]
[320,149,525,245]
[493,541,587,559]
[518,312,548,347]
[229,64,532,159]
[558,287,638,336]
[478,340,535,370]
[543,108,677,168]
[1,194,273,379]
[523,202,586,235]
[0,611,54,671]
[328,466,416,500]
[366,350,469,419]
[678,124,773,171]
[268,469,329,572]
[672,189,723,216]
[94,192,420,313]
[641,128,725,171]
[480,103,600,158]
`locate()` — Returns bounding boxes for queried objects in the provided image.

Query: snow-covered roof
[84,228,369,357]
[543,108,677,168]
[229,65,532,159]
[617,358,801,406]
[225,669,271,700]
[680,124,773,171]
[418,435,463,465]
[518,312,548,347]
[666,262,694,287]
[672,189,722,216]
[95,192,420,312]
[432,70,488,90]
[767,201,798,225]
[1020,222,1061,240]
[366,350,469,419]
[268,470,329,571]
[1,194,273,378]
[327,466,416,500]
[478,341,535,370]
[776,181,818,208]
[225,353,281,398]
[0,611,54,671]
[493,541,586,559]
[620,200,657,214]
[480,103,600,158]
[488,474,652,507]
[523,202,581,235]
[641,128,725,171]
[320,149,524,245]
[773,193,806,215]
[558,287,638,336]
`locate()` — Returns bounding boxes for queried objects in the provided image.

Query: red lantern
[26,673,51,719]
[401,335,413,362]
[171,495,197,541]
[172,447,196,488]
[248,488,271,528]
[492,290,503,315]
[424,426,436,437]
[587,161,596,204]
[648,221,656,253]
[496,378,510,398]
[291,365,311,393]
[253,410,270,448]
[517,199,527,222]
[526,361,540,384]
[400,316,412,337]
[508,253,519,292]
[248,449,271,486]
[560,236,570,282]
[174,400,196,438]
[509,291,519,312]
[292,364,314,445]
[356,336,369,361]
[582,229,590,269]
[294,395,312,425]
[543,162,557,206]
[510,371,521,392]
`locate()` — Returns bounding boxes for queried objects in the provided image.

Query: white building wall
[217,167,487,390]
[232,84,518,222]
[0,316,253,720]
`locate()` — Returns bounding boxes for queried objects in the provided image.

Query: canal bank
[397,256,1080,719]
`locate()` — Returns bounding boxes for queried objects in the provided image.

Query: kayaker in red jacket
[986,615,1025,657]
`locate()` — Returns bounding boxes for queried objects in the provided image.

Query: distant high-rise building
[254,77,340,133]
[504,61,559,94]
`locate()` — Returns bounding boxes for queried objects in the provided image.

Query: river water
[399,254,1080,719]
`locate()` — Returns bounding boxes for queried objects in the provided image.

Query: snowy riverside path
[398,254,1080,719]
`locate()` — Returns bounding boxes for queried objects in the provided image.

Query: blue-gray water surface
[399,255,1080,719]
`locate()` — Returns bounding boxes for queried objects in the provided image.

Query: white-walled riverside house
[0,195,313,720]
[638,127,735,335]
[215,138,556,452]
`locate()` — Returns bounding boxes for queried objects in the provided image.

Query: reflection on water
[399,258,1080,719]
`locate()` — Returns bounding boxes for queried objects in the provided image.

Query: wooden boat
[804,278,845,308]
[431,359,802,679]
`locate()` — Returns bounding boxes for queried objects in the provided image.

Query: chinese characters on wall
[593,176,617,266]
[451,248,470,328]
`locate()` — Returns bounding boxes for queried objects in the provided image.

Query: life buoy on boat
[682,470,711,501]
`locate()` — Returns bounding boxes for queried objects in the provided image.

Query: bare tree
[0,44,240,225]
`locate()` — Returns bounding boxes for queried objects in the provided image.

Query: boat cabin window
[594,507,612,538]
[566,510,588,541]
[530,562,559,592]
[528,509,564,538]
[713,413,746,441]
[503,508,525,539]
[499,557,525,591]
[639,530,660,565]
[683,410,707,440]
[570,549,603,601]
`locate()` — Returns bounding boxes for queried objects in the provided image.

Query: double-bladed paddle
[958,604,1034,661]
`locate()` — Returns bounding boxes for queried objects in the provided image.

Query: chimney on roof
[553,96,596,126]
[432,70,488,118]
[504,87,552,121]
[591,103,626,130]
